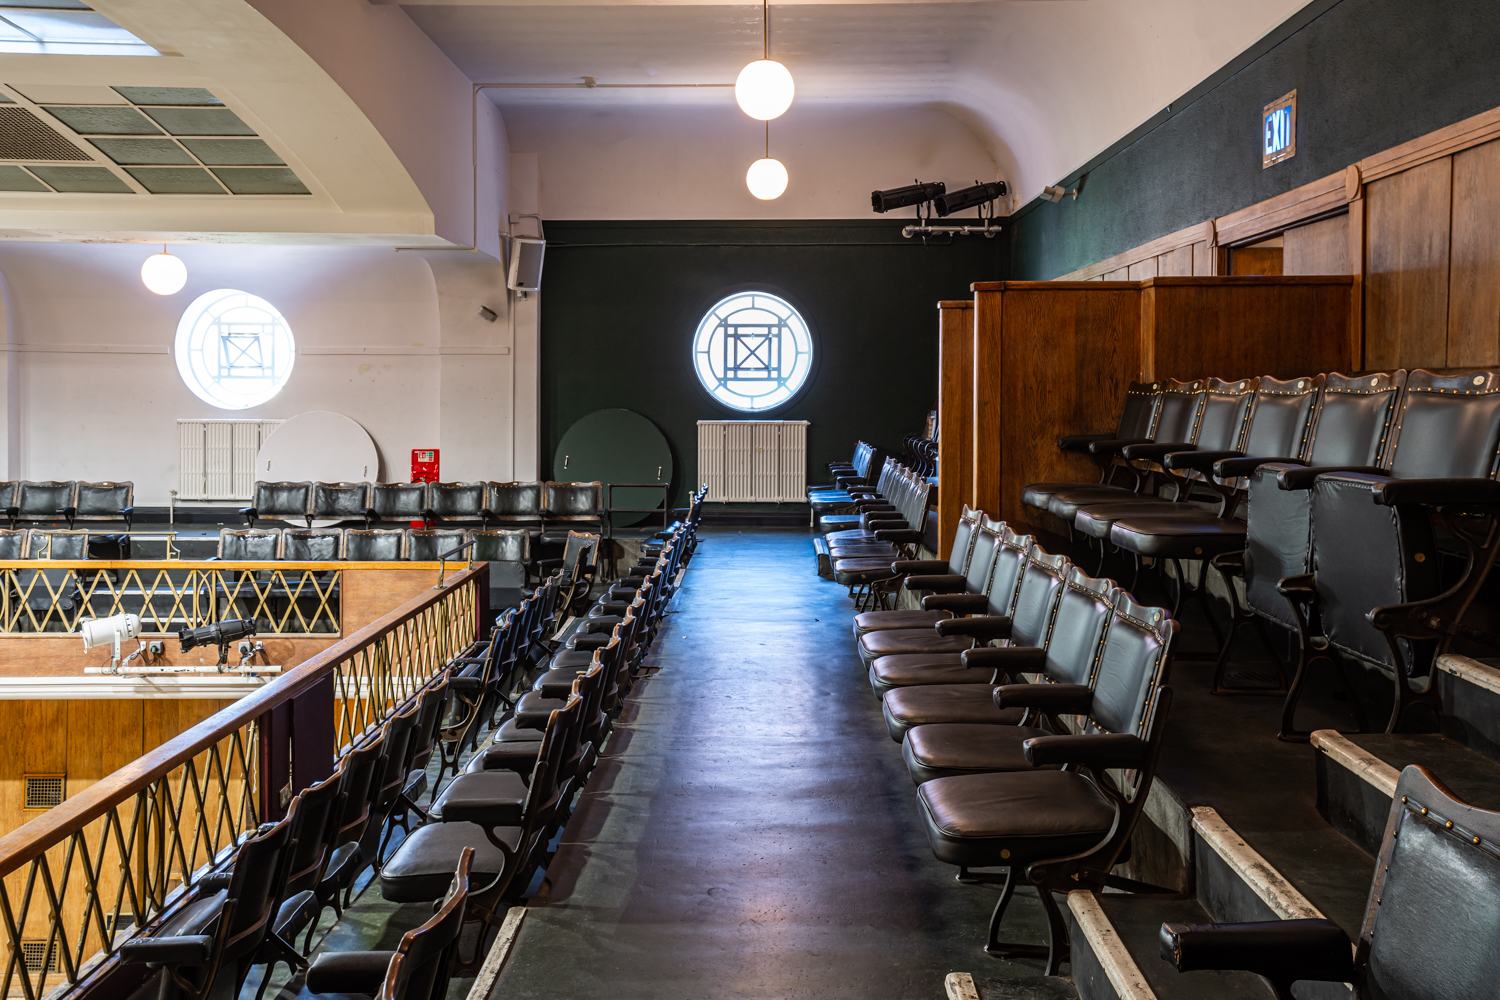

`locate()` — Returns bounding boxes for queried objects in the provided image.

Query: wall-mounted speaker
[508,236,545,292]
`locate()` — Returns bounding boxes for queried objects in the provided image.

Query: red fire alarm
[411,449,439,483]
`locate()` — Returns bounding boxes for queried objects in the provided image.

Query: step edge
[1436,653,1500,697]
[1309,729,1399,799]
[1189,806,1325,921]
[943,972,982,1000]
[1067,889,1158,1000]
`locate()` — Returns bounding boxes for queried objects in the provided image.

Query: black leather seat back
[1384,369,1500,479]
[283,528,341,561]
[221,815,294,962]
[0,529,23,559]
[544,482,603,521]
[17,481,75,516]
[387,850,472,1000]
[1117,382,1162,439]
[1220,376,1321,491]
[407,529,468,562]
[562,531,600,572]
[1041,569,1116,685]
[982,525,1033,618]
[1302,371,1406,467]
[1362,766,1500,999]
[486,482,544,522]
[218,529,280,561]
[429,482,486,518]
[944,506,983,575]
[470,529,529,563]
[1192,378,1257,454]
[1147,379,1208,446]
[282,771,343,896]
[311,482,369,520]
[1006,548,1069,648]
[27,529,87,559]
[0,481,16,510]
[371,483,429,520]
[74,481,132,518]
[253,481,312,520]
[1084,592,1175,739]
[344,529,405,561]
[961,517,1004,596]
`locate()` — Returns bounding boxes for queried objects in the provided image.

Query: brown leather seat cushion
[880,684,1022,741]
[829,543,897,559]
[833,557,897,585]
[1021,481,1086,509]
[859,630,971,666]
[917,770,1117,866]
[1109,514,1246,558]
[868,653,982,696]
[853,609,953,638]
[1072,498,1182,540]
[1046,484,1140,522]
[381,821,522,902]
[901,723,1053,783]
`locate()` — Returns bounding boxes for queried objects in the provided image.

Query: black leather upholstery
[428,482,486,521]
[311,482,369,520]
[282,528,341,561]
[917,769,1117,867]
[218,528,280,560]
[407,529,469,562]
[370,483,429,521]
[344,528,405,561]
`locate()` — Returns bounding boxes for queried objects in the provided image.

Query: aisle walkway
[490,529,1063,1000]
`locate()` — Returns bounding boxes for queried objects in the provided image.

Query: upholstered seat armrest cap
[436,796,523,826]
[1213,456,1302,478]
[58,506,76,516]
[447,676,484,693]
[1159,919,1354,983]
[993,682,1093,712]
[935,615,1015,639]
[1374,477,1500,507]
[1023,733,1149,768]
[306,950,395,995]
[872,528,923,543]
[1058,433,1114,452]
[195,872,233,891]
[893,560,951,577]
[120,506,134,514]
[2,506,16,516]
[923,593,989,613]
[1121,441,1195,461]
[1087,437,1151,455]
[863,519,909,533]
[118,935,214,965]
[961,644,1042,670]
[571,634,611,650]
[854,501,895,512]
[1163,449,1242,472]
[238,506,256,517]
[902,574,965,592]
[835,476,867,488]
[1277,465,1384,490]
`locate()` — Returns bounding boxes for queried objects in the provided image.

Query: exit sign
[1263,89,1297,168]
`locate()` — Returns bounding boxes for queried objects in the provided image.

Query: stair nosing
[1436,653,1500,697]
[1190,806,1325,921]
[1309,729,1399,799]
[1068,889,1157,1000]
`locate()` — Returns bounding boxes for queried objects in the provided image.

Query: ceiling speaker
[508,236,545,292]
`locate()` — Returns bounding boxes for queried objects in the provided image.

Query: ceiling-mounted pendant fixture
[141,244,187,295]
[747,121,788,200]
[736,0,793,120]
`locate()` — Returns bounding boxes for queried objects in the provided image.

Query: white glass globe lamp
[746,157,788,200]
[141,251,187,296]
[735,59,795,120]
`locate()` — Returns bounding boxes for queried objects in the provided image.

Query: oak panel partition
[966,276,1353,536]
[935,300,974,559]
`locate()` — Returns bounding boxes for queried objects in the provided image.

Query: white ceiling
[392,0,1313,208]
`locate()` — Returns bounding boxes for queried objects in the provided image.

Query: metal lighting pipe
[902,222,1002,239]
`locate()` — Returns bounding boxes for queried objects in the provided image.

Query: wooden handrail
[0,564,485,877]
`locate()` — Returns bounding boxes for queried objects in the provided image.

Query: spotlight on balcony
[934,181,1008,218]
[871,181,945,214]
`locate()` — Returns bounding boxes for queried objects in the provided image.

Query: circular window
[174,289,296,410]
[692,291,813,412]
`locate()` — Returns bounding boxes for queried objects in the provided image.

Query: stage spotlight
[180,618,257,666]
[935,181,1008,218]
[871,182,945,214]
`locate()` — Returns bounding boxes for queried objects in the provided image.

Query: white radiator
[178,419,282,500]
[697,420,809,502]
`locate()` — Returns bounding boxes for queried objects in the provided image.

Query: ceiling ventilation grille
[24,775,66,810]
[0,107,91,161]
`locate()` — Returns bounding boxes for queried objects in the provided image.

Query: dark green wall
[539,220,1005,507]
[1011,0,1500,279]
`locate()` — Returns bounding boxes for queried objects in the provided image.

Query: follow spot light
[871,181,945,214]
[935,181,1008,218]
[81,613,142,673]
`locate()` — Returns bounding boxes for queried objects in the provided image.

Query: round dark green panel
[553,408,674,527]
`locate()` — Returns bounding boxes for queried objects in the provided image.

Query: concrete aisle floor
[491,528,1067,1000]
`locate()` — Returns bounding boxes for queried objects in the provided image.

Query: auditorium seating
[212,526,535,582]
[238,479,605,533]
[1,479,134,528]
[822,464,933,607]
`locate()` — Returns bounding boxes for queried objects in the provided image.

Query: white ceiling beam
[373,0,1016,6]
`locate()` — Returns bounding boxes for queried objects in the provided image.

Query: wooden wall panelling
[1191,241,1214,276]
[1283,214,1350,275]
[341,567,439,634]
[1447,139,1500,367]
[1348,193,1367,369]
[971,285,1005,516]
[1127,256,1159,281]
[0,636,340,677]
[1159,245,1193,277]
[1357,157,1453,371]
[1143,277,1353,383]
[935,301,975,558]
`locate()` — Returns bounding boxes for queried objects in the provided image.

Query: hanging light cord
[763,0,769,59]
[765,121,769,158]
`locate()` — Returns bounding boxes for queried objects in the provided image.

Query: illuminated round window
[174,289,295,410]
[692,291,812,412]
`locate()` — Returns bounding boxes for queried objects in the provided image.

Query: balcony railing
[0,563,488,1000]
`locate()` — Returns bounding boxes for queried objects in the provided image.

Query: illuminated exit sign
[1263,89,1297,168]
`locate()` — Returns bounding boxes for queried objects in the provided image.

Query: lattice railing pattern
[0,563,340,635]
[0,567,485,1000]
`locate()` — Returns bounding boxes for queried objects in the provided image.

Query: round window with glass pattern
[692,291,813,412]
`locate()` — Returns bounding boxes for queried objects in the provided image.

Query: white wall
[0,242,528,505]
[500,102,999,220]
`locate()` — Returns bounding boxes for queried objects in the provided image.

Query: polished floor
[490,528,1066,1000]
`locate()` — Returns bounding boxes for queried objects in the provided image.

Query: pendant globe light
[141,244,187,295]
[736,0,793,120]
[747,121,788,200]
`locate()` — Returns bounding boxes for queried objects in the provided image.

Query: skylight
[0,2,158,57]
